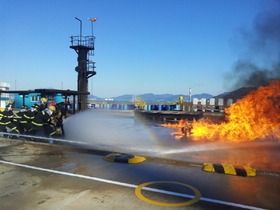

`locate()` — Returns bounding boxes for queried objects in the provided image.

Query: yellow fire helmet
[41,97,48,103]
[48,106,56,111]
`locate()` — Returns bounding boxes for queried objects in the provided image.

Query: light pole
[75,17,82,44]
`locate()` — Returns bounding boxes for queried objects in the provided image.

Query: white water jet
[64,109,169,154]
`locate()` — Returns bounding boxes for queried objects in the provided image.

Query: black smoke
[226,3,280,90]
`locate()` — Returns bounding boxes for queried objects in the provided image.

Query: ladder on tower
[134,97,146,110]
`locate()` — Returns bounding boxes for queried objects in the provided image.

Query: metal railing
[70,35,95,50]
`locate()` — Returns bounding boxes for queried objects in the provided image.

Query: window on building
[30,96,39,102]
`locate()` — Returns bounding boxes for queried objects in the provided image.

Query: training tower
[70,17,96,111]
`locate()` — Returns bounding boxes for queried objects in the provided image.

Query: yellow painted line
[135,181,201,207]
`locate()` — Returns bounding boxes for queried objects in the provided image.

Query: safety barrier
[202,163,257,177]
[103,153,146,164]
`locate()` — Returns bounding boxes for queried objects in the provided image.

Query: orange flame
[161,80,280,142]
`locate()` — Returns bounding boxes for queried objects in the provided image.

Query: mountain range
[88,92,229,103]
[87,87,258,103]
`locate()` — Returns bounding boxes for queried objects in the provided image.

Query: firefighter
[13,105,29,134]
[0,103,20,138]
[15,105,29,116]
[52,102,66,137]
[50,103,63,138]
[30,106,56,140]
[181,125,193,137]
[37,97,48,111]
[20,104,39,135]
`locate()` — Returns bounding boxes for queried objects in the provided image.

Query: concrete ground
[0,137,280,210]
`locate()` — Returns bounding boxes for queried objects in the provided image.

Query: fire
[161,80,280,142]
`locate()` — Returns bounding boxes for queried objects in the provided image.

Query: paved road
[0,137,280,210]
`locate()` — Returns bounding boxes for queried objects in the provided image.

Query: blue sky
[0,0,276,97]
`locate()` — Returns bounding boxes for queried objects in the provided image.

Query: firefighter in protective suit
[13,105,29,134]
[37,97,48,111]
[50,103,65,138]
[20,104,39,135]
[31,106,56,139]
[0,103,20,138]
[181,124,193,137]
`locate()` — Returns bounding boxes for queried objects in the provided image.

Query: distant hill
[215,87,257,101]
[215,92,230,97]
[81,87,259,103]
